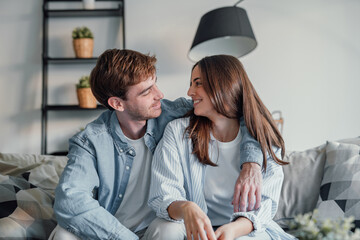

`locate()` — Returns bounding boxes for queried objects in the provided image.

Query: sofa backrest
[0,153,68,196]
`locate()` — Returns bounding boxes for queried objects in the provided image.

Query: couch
[1,137,359,239]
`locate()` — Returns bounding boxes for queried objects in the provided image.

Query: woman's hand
[169,201,216,240]
[182,201,216,240]
[215,217,254,240]
[214,222,237,240]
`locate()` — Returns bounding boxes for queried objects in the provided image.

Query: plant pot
[76,88,97,108]
[73,38,94,58]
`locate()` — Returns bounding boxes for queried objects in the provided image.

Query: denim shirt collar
[109,110,157,154]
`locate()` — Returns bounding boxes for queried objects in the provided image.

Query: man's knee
[143,217,186,240]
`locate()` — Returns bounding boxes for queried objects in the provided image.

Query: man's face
[122,75,164,121]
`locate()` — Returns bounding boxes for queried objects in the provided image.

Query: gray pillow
[274,144,326,228]
[316,141,360,228]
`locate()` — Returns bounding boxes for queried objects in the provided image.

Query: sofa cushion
[0,153,68,197]
[0,153,68,239]
[0,173,56,239]
[316,141,360,228]
[274,144,326,228]
[0,153,67,178]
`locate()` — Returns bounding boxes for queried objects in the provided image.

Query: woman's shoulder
[162,117,191,147]
[167,117,190,130]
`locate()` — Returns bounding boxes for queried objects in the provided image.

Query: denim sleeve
[54,137,138,240]
[154,98,193,142]
[148,122,188,222]
[239,117,264,168]
[158,98,192,123]
[230,150,283,236]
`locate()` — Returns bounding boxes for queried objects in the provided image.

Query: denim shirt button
[129,150,133,154]
[120,149,123,153]
[119,194,123,198]
[126,166,130,170]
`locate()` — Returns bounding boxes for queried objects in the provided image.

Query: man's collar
[110,111,157,142]
[110,111,128,143]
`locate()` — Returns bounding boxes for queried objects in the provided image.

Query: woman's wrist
[168,200,192,220]
[233,217,254,237]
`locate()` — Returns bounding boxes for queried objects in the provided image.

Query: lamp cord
[234,0,244,6]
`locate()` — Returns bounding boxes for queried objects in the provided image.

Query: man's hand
[232,162,262,212]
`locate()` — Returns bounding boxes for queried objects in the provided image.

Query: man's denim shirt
[54,97,263,240]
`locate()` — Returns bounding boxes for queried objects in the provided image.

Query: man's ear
[108,97,125,111]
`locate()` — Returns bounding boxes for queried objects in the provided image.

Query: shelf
[41,0,124,154]
[44,6,123,17]
[44,104,106,111]
[44,57,98,64]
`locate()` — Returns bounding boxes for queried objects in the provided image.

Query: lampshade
[188,6,257,62]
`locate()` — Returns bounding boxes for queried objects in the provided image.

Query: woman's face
[187,66,217,118]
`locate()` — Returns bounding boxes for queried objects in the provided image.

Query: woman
[148,55,294,240]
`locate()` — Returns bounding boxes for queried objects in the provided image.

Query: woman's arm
[148,120,188,221]
[148,119,216,240]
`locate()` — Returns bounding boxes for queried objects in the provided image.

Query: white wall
[0,0,359,154]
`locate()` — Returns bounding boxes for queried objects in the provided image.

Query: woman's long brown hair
[185,55,288,170]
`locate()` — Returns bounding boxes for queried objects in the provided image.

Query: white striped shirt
[148,117,295,239]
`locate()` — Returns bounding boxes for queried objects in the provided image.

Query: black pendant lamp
[188,1,257,62]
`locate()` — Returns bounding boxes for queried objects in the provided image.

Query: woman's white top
[205,128,242,226]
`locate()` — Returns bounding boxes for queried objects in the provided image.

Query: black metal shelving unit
[41,0,125,154]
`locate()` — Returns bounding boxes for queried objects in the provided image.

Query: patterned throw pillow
[0,172,56,239]
[316,141,360,228]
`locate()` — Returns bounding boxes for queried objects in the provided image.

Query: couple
[50,49,295,240]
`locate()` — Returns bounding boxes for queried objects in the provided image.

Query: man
[50,49,264,240]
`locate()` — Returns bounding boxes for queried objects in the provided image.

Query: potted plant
[76,75,97,108]
[72,26,94,58]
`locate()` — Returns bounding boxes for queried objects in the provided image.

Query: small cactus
[76,76,91,88]
[72,26,94,39]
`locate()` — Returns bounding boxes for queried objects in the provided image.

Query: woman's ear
[108,97,124,111]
